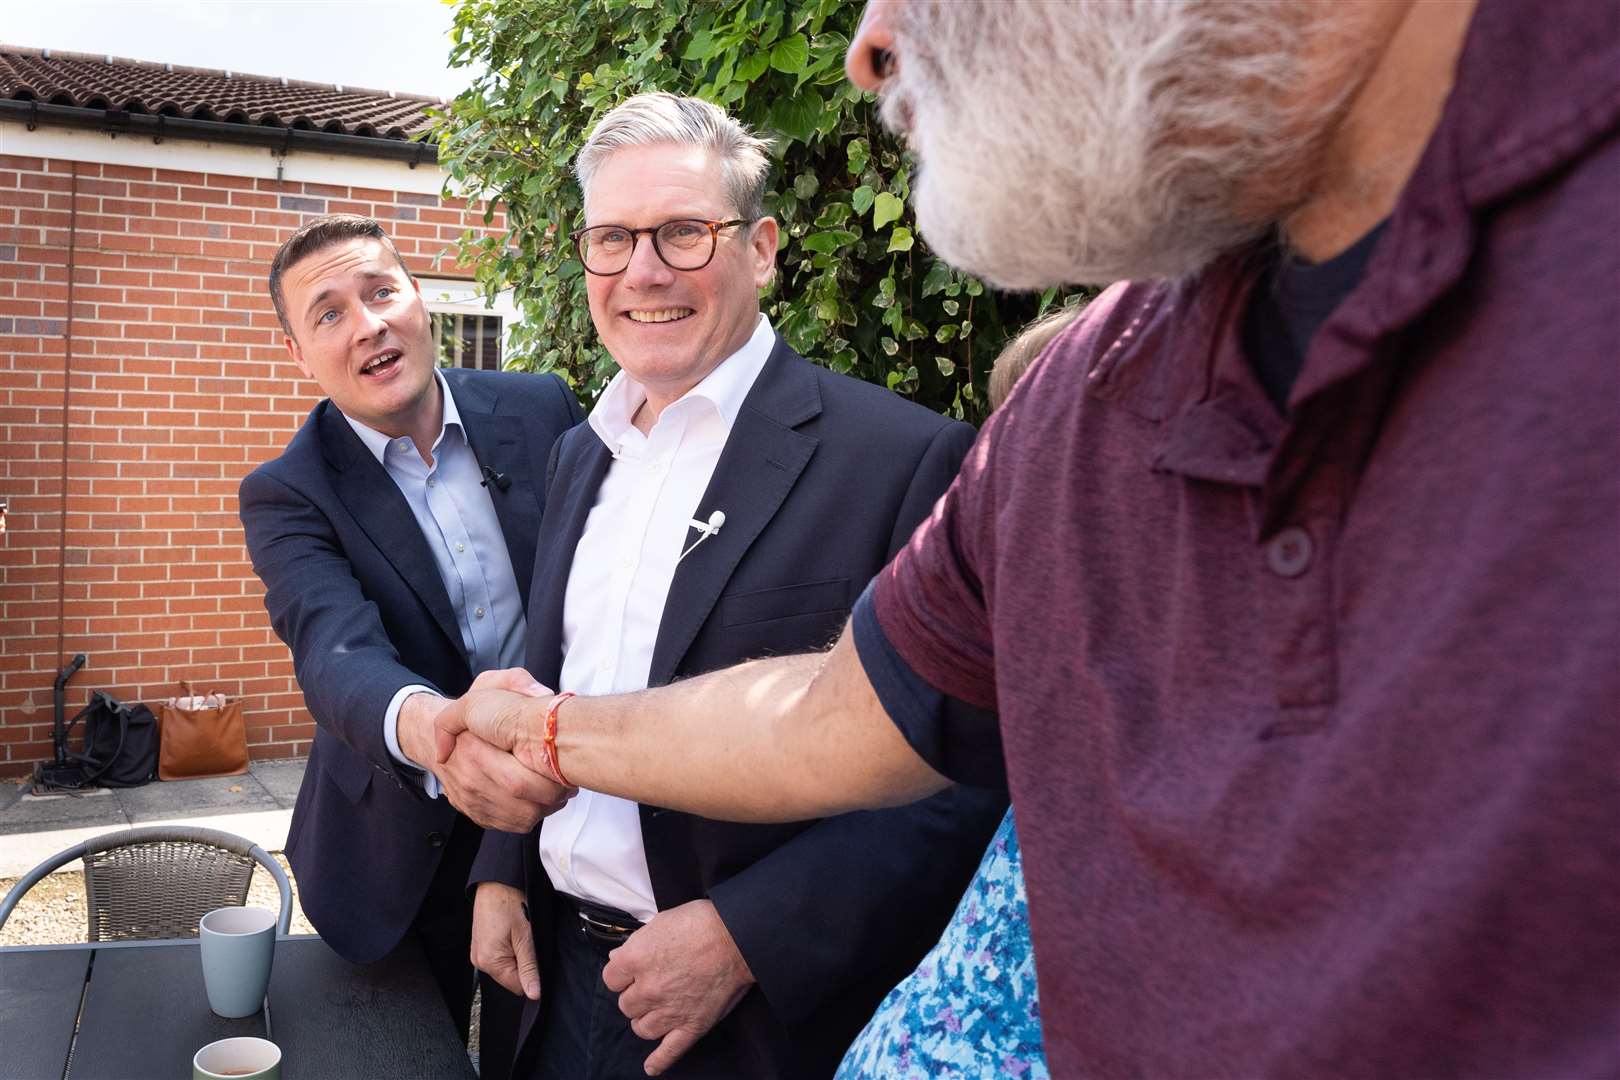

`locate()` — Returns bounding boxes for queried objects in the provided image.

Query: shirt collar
[342,367,461,465]
[589,313,775,449]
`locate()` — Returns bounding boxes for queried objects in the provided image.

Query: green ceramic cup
[192,1036,281,1079]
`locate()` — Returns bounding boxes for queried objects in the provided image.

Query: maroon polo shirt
[856,0,1620,1074]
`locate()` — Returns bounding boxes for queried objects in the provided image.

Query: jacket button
[1266,525,1314,578]
[427,831,446,848]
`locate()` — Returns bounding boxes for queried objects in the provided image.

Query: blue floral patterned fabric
[835,809,1049,1080]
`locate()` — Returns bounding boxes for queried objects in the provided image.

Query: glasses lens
[656,220,716,270]
[577,226,632,273]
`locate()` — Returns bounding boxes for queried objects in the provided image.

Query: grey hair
[575,92,773,220]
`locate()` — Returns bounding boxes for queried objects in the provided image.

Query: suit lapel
[453,374,543,607]
[525,428,613,687]
[647,342,821,687]
[317,403,464,656]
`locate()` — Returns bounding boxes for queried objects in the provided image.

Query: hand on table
[471,881,541,1000]
[401,668,572,832]
[602,899,754,1076]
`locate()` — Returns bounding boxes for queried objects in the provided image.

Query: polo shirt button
[427,831,445,848]
[1267,525,1314,578]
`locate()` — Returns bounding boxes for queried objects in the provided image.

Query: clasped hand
[402,668,572,832]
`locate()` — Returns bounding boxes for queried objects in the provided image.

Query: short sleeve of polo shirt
[853,424,1006,789]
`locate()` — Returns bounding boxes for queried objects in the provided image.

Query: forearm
[550,625,948,823]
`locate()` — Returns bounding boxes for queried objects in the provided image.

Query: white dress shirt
[342,369,527,794]
[540,314,775,921]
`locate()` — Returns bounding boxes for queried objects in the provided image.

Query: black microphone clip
[480,465,512,492]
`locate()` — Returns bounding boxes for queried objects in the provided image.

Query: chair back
[0,825,293,941]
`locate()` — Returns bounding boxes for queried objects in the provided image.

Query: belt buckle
[576,908,633,944]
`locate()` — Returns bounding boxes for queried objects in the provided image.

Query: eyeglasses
[570,218,752,276]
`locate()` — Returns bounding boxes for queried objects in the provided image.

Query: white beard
[883,1,1354,289]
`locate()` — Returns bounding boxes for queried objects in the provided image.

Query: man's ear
[750,216,780,289]
[285,333,312,380]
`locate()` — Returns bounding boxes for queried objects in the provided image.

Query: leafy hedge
[438,0,1081,422]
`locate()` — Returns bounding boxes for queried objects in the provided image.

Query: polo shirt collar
[1088,0,1619,495]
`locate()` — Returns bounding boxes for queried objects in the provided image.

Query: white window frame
[418,278,522,372]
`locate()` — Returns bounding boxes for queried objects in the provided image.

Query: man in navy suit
[238,216,582,1060]
[459,94,1005,1080]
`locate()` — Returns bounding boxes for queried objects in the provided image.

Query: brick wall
[0,153,507,777]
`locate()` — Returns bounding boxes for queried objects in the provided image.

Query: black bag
[70,691,160,788]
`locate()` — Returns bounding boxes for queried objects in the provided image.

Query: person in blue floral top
[836,809,1047,1080]
[836,308,1080,1080]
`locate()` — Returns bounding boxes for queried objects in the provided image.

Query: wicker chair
[0,825,292,941]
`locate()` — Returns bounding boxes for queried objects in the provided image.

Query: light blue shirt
[342,369,526,792]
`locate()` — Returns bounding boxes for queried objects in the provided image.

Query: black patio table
[0,934,476,1079]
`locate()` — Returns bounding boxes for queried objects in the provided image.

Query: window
[431,311,503,371]
[417,279,522,372]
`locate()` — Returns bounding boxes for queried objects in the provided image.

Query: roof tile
[0,45,440,142]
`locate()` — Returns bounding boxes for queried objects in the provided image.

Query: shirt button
[455,542,465,553]
[1267,525,1314,578]
[426,477,435,487]
[397,440,409,452]
[474,606,486,619]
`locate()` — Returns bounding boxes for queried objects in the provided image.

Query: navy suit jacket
[474,342,1006,1078]
[239,368,583,963]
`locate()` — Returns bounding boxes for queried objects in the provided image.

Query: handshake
[397,667,577,834]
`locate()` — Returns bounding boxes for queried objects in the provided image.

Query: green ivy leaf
[769,94,819,143]
[886,226,914,253]
[851,185,875,216]
[935,355,956,376]
[735,51,770,82]
[846,138,869,175]
[769,33,809,73]
[800,229,859,253]
[873,191,904,229]
[793,172,820,200]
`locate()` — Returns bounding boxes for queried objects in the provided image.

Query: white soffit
[0,119,449,195]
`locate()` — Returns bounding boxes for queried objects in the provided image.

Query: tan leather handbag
[157,682,249,781]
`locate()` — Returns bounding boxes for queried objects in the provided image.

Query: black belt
[558,894,644,949]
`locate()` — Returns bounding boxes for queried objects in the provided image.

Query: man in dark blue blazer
[238,216,582,1061]
[460,94,1006,1080]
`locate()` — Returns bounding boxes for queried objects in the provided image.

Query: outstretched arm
[437,621,948,823]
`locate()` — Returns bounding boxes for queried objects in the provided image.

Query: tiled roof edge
[0,43,448,105]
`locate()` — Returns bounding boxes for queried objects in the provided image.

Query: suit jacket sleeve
[239,466,439,785]
[707,420,1010,1028]
[469,823,531,891]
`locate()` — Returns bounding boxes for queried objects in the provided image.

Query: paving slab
[116,774,280,822]
[0,759,306,879]
[0,788,124,837]
[251,759,308,807]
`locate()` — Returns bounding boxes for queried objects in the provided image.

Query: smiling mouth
[625,308,694,324]
[361,350,401,376]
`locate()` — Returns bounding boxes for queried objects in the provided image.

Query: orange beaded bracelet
[540,691,576,787]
